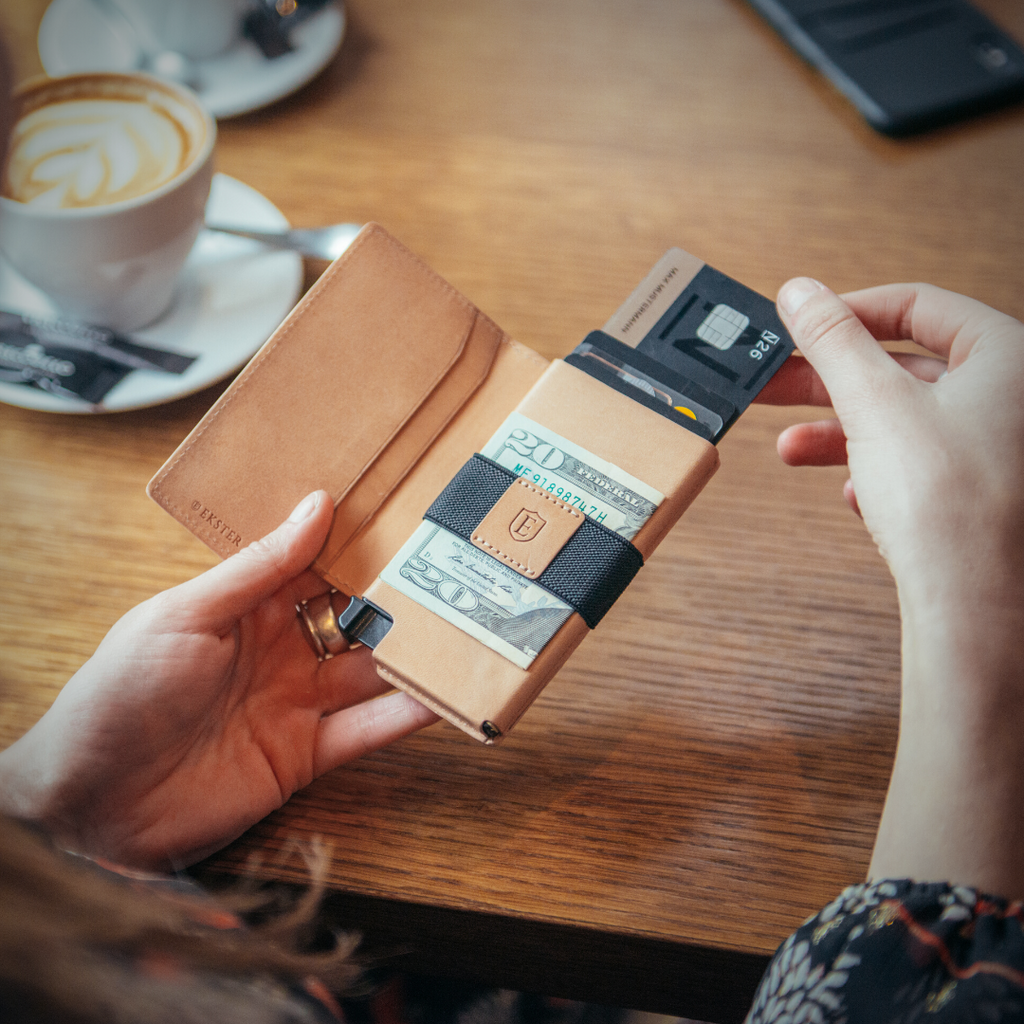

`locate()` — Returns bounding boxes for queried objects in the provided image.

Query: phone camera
[972,35,1013,74]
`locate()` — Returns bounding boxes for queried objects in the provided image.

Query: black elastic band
[424,454,644,629]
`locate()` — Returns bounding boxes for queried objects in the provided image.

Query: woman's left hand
[0,490,438,869]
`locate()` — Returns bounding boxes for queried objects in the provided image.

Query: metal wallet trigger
[297,591,393,660]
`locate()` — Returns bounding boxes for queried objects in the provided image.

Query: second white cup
[117,0,248,62]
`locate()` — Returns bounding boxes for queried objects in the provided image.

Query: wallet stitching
[151,226,480,526]
[471,481,581,577]
[470,537,533,575]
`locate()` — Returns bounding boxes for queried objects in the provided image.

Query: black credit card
[565,248,794,443]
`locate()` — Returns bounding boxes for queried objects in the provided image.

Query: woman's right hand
[766,280,1024,614]
[764,280,1024,898]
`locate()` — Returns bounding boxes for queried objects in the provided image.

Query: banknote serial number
[749,329,781,360]
[510,465,609,523]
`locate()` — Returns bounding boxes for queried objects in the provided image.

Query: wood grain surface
[2,2,1023,1020]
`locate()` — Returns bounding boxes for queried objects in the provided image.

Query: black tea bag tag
[0,310,197,405]
[0,328,132,404]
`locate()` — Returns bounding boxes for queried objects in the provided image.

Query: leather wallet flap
[148,224,502,559]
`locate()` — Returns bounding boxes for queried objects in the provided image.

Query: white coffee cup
[0,72,215,332]
[116,0,248,62]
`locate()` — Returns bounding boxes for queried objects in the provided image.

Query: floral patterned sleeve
[746,880,1024,1023]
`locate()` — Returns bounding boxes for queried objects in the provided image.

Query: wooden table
[2,2,1023,1020]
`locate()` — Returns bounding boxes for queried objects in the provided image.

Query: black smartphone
[745,0,1024,136]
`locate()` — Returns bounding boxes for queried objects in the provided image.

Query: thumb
[172,490,334,629]
[776,278,901,424]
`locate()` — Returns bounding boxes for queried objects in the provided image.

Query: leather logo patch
[472,478,584,579]
[509,508,546,542]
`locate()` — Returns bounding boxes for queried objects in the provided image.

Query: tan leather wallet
[149,224,791,742]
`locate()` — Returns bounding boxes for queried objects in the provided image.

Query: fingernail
[779,277,825,316]
[288,491,320,523]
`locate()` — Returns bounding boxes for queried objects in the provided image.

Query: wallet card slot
[315,308,504,574]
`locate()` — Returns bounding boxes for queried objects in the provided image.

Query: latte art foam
[4,96,195,209]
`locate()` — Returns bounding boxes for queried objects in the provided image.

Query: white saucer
[0,174,303,414]
[38,0,345,119]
